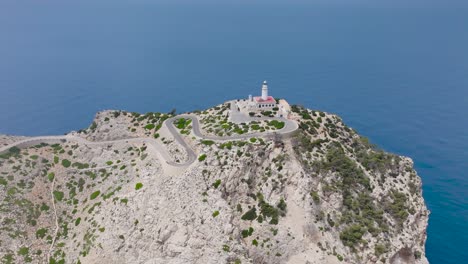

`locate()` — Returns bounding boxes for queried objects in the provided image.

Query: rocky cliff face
[0,105,428,264]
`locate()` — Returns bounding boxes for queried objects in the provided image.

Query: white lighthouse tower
[261,80,268,100]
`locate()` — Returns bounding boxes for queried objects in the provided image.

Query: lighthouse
[261,80,268,100]
[249,80,276,109]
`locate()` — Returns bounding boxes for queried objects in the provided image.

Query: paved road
[168,114,298,141]
[1,115,298,167]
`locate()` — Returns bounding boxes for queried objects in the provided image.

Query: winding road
[1,115,298,168]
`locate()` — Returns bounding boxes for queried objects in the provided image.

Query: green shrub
[36,228,47,239]
[257,194,280,224]
[144,124,155,130]
[48,173,55,182]
[198,154,207,162]
[175,118,191,129]
[135,183,143,190]
[17,247,29,256]
[339,224,366,247]
[53,191,64,201]
[40,203,49,211]
[89,121,97,130]
[54,156,59,164]
[90,191,100,200]
[153,133,160,139]
[212,179,221,189]
[212,210,220,217]
[8,146,20,154]
[61,159,71,168]
[249,137,257,143]
[219,142,233,150]
[222,245,230,252]
[201,140,215,146]
[241,207,257,221]
[252,239,258,246]
[241,227,254,238]
[106,161,113,166]
[386,190,409,225]
[268,120,285,129]
[75,217,81,226]
[310,191,320,203]
[257,215,264,223]
[375,243,388,256]
[277,198,287,212]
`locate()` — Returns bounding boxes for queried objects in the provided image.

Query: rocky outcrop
[0,105,428,264]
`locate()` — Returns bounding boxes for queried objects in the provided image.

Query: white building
[248,81,277,109]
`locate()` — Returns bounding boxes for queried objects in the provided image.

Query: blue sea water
[0,1,467,263]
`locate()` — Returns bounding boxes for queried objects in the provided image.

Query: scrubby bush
[90,191,100,200]
[212,210,220,217]
[212,179,221,189]
[268,120,285,129]
[48,173,55,182]
[36,228,48,239]
[89,122,97,130]
[375,243,388,256]
[241,227,254,238]
[61,159,71,168]
[241,207,257,221]
[201,140,215,146]
[135,183,143,190]
[175,118,191,129]
[386,190,409,225]
[339,224,366,247]
[53,191,64,201]
[145,124,155,130]
[198,154,207,162]
[310,191,320,203]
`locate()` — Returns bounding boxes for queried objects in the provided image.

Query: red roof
[254,96,276,104]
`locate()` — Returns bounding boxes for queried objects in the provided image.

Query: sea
[0,1,467,263]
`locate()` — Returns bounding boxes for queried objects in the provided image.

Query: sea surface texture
[0,1,467,263]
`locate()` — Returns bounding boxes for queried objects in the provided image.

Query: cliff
[0,103,428,264]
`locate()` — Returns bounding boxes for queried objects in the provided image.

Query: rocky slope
[0,104,428,264]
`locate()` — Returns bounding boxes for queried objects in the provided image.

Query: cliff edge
[0,103,428,264]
